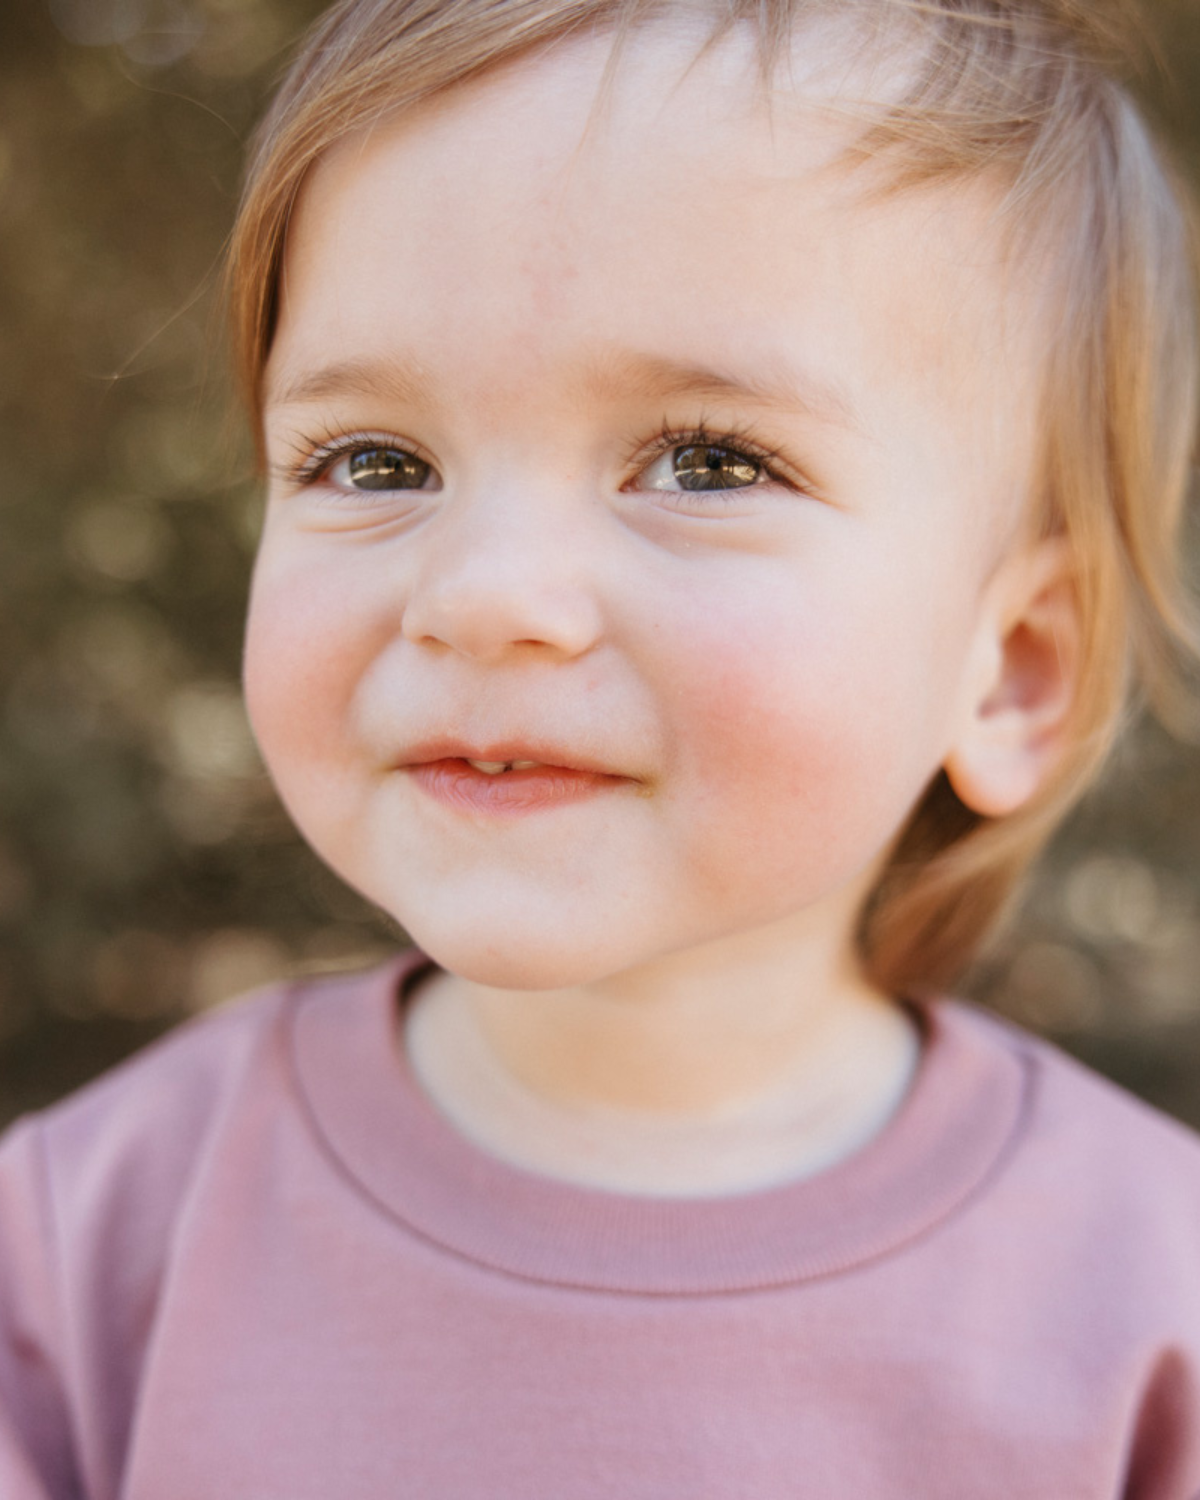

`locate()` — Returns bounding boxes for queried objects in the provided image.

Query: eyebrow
[268,357,429,411]
[267,349,859,431]
[577,350,860,430]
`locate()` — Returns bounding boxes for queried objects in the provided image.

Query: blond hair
[227,0,1199,997]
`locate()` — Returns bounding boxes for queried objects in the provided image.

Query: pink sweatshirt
[1,949,1199,1498]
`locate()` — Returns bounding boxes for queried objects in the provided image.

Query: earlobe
[944,538,1080,819]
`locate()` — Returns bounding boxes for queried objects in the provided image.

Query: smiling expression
[245,17,1045,991]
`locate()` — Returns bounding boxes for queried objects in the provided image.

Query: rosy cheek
[655,594,924,886]
[656,574,842,764]
[686,643,857,801]
[243,561,370,776]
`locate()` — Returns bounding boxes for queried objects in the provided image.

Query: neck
[402,922,921,1197]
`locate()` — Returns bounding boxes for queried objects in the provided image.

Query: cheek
[653,570,961,891]
[242,553,384,795]
[676,631,898,814]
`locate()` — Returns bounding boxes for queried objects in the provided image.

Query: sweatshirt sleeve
[0,1119,83,1499]
[1121,1348,1200,1500]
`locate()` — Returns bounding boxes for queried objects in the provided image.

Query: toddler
[2,0,1200,1495]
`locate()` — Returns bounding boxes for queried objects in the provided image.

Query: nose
[399,481,604,664]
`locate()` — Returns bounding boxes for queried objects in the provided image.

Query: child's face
[247,19,1045,991]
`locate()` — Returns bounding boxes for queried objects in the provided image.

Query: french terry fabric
[2,949,1200,1499]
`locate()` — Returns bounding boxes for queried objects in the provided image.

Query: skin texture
[246,19,1078,1193]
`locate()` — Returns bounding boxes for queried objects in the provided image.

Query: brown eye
[670,444,761,491]
[343,447,432,491]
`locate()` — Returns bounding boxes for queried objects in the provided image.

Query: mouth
[457,757,561,776]
[400,738,622,778]
[400,740,632,815]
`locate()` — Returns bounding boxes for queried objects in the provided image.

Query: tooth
[465,758,544,774]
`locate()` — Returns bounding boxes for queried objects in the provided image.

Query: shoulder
[0,976,292,1470]
[0,977,295,1299]
[20,976,294,1187]
[0,954,418,1259]
[936,998,1200,1260]
[942,998,1200,1161]
[0,956,417,1489]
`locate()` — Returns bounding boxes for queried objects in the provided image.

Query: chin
[395,910,639,993]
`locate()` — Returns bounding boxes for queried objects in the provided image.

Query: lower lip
[408,758,624,815]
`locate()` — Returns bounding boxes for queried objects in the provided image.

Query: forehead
[268,15,1042,511]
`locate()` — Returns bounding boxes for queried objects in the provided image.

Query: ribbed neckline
[286,951,1033,1296]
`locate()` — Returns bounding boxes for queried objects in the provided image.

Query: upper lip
[399,737,626,777]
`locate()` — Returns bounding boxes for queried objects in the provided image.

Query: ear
[943,538,1081,819]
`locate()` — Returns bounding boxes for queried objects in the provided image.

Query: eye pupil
[673,444,760,491]
[348,447,430,490]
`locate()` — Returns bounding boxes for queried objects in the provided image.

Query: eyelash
[271,418,804,496]
[269,427,436,491]
[622,418,800,493]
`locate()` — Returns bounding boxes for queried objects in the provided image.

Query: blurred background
[0,0,1199,1128]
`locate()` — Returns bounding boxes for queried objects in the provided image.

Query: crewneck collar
[287,951,1032,1296]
